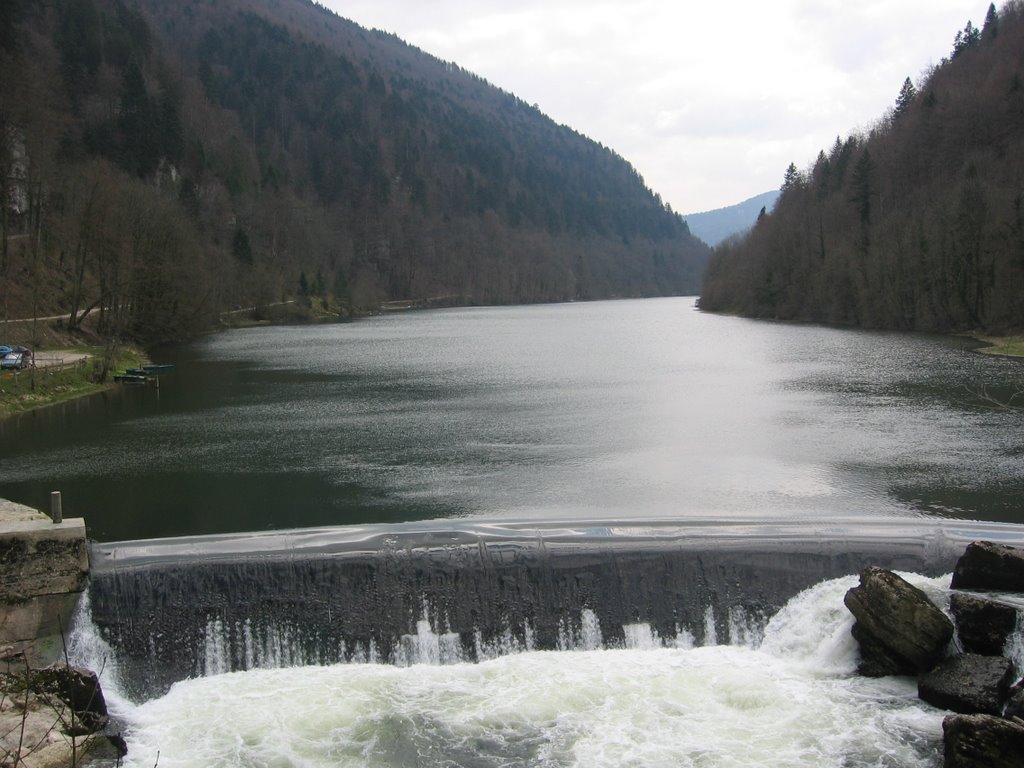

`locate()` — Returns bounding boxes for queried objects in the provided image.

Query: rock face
[950,592,1019,656]
[951,541,1024,591]
[943,714,1024,768]
[844,567,954,675]
[919,654,1015,715]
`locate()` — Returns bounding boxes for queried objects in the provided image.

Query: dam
[83,515,1024,702]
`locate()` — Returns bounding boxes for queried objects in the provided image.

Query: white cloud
[324,0,993,212]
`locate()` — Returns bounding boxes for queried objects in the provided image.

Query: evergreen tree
[119,59,159,176]
[782,162,802,192]
[0,0,22,51]
[894,77,917,120]
[983,3,999,40]
[56,0,102,99]
[953,20,981,58]
[850,150,874,238]
[232,228,253,265]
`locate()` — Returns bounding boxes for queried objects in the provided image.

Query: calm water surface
[1,298,1021,540]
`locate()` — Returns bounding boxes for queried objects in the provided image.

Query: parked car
[1,351,27,370]
[0,345,11,357]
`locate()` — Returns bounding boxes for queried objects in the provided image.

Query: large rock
[844,567,953,675]
[849,622,910,677]
[943,714,1024,768]
[919,654,1014,715]
[951,541,1024,591]
[1,667,120,767]
[32,664,109,733]
[950,592,1019,656]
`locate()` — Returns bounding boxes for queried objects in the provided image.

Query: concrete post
[50,491,62,524]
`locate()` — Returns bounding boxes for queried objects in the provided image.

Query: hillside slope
[0,0,708,343]
[700,2,1024,334]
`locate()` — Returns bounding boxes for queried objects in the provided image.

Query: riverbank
[973,334,1024,358]
[0,346,149,421]
[218,297,352,330]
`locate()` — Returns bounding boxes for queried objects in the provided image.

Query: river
[1,297,1021,539]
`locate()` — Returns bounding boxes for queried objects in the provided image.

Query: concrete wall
[0,500,88,662]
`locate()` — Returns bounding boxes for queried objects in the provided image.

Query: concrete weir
[0,499,89,661]
[87,516,1024,701]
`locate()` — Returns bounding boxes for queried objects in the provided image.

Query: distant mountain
[683,191,780,247]
[701,3,1024,334]
[0,0,709,343]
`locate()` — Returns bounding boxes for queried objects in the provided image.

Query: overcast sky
[323,0,992,213]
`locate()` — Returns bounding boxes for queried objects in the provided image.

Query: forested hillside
[0,0,708,344]
[700,2,1024,334]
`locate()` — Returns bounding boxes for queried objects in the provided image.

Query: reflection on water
[1,298,1021,540]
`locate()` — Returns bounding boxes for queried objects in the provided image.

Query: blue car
[0,346,11,357]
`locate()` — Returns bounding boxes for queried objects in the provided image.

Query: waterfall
[69,570,996,768]
[80,517,1013,701]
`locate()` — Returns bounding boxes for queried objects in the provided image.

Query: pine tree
[782,162,802,192]
[119,59,159,176]
[0,0,22,51]
[894,77,916,120]
[851,150,874,226]
[983,3,998,40]
[953,21,981,58]
[232,228,253,265]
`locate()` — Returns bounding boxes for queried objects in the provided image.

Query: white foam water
[71,574,960,768]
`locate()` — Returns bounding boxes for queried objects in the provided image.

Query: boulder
[32,664,109,732]
[950,592,1019,656]
[919,654,1014,715]
[844,567,953,675]
[850,622,912,677]
[951,541,1024,592]
[943,714,1024,768]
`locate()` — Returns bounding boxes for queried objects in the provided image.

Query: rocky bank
[846,541,1024,767]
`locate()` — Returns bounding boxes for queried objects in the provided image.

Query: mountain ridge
[683,190,780,247]
[0,0,709,343]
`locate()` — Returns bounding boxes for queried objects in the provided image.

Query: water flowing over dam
[84,516,1024,702]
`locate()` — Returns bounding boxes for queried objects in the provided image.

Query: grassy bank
[0,345,148,420]
[219,298,352,330]
[974,335,1024,358]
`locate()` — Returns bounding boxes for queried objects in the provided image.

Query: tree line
[700,2,1024,334]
